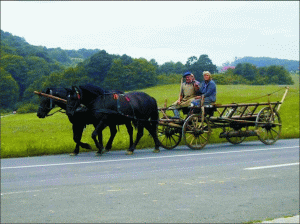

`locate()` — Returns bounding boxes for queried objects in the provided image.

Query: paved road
[1,139,299,223]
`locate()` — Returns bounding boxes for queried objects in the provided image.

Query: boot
[172,109,180,119]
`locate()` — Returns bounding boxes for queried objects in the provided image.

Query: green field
[1,77,299,158]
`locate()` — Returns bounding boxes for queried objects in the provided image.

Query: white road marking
[1,146,298,170]
[244,162,299,170]
[1,188,58,195]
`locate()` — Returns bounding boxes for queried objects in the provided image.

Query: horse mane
[78,84,124,99]
[45,87,68,98]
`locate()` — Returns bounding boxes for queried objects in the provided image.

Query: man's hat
[183,71,192,77]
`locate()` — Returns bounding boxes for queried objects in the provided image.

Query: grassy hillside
[1,78,299,158]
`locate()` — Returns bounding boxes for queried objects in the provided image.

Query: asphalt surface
[1,139,299,223]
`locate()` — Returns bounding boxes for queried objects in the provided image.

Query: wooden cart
[157,87,289,150]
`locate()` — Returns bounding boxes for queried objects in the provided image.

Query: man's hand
[195,95,204,99]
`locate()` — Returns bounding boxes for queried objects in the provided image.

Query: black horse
[37,85,133,155]
[66,86,160,155]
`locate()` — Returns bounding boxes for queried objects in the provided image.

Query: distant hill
[1,30,101,66]
[228,57,299,72]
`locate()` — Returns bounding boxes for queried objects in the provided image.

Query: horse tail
[150,97,159,128]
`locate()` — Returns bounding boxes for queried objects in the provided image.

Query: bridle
[39,89,65,117]
[74,86,81,100]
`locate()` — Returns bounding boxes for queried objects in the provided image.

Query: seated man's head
[183,71,192,83]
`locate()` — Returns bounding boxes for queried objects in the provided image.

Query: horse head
[37,88,55,118]
[37,87,68,118]
[66,86,82,117]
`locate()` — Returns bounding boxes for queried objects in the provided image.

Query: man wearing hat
[170,71,200,118]
[192,71,216,106]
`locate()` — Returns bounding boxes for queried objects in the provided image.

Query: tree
[233,62,258,82]
[197,54,218,73]
[243,63,257,81]
[103,58,157,91]
[174,62,186,74]
[83,50,113,85]
[102,58,126,90]
[234,63,243,76]
[267,65,294,85]
[0,68,19,109]
[149,59,159,70]
[48,48,72,64]
[1,54,28,100]
[63,67,91,87]
[120,54,133,66]
[186,56,197,68]
[157,61,176,75]
[185,54,218,81]
[25,56,51,86]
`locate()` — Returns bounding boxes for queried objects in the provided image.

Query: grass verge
[1,80,299,158]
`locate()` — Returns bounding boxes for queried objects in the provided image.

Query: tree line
[223,56,299,72]
[0,30,296,113]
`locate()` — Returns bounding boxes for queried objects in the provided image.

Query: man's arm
[203,81,216,98]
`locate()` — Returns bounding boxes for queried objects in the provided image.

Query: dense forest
[0,30,297,113]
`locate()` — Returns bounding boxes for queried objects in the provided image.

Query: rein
[234,87,288,104]
[44,108,65,117]
[35,90,67,117]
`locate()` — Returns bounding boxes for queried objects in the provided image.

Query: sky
[2,1,299,66]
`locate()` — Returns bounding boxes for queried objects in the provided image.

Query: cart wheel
[225,126,247,145]
[182,114,210,150]
[157,125,182,149]
[256,107,281,145]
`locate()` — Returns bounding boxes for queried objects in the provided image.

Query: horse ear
[64,87,71,92]
[72,86,81,99]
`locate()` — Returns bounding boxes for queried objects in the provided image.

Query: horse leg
[144,122,160,153]
[92,121,106,156]
[103,125,117,153]
[126,124,144,155]
[70,123,91,156]
[125,122,134,149]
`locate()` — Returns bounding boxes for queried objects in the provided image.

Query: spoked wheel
[224,126,248,145]
[256,107,282,145]
[158,108,182,149]
[182,114,211,150]
[157,125,182,149]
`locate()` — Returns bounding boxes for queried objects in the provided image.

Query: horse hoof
[153,149,160,153]
[126,151,133,155]
[95,151,103,156]
[70,152,78,156]
[102,149,110,153]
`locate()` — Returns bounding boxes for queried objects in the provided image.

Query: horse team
[37,84,160,156]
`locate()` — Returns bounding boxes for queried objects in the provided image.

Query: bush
[0,108,13,115]
[213,74,251,85]
[156,73,182,85]
[17,103,38,114]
